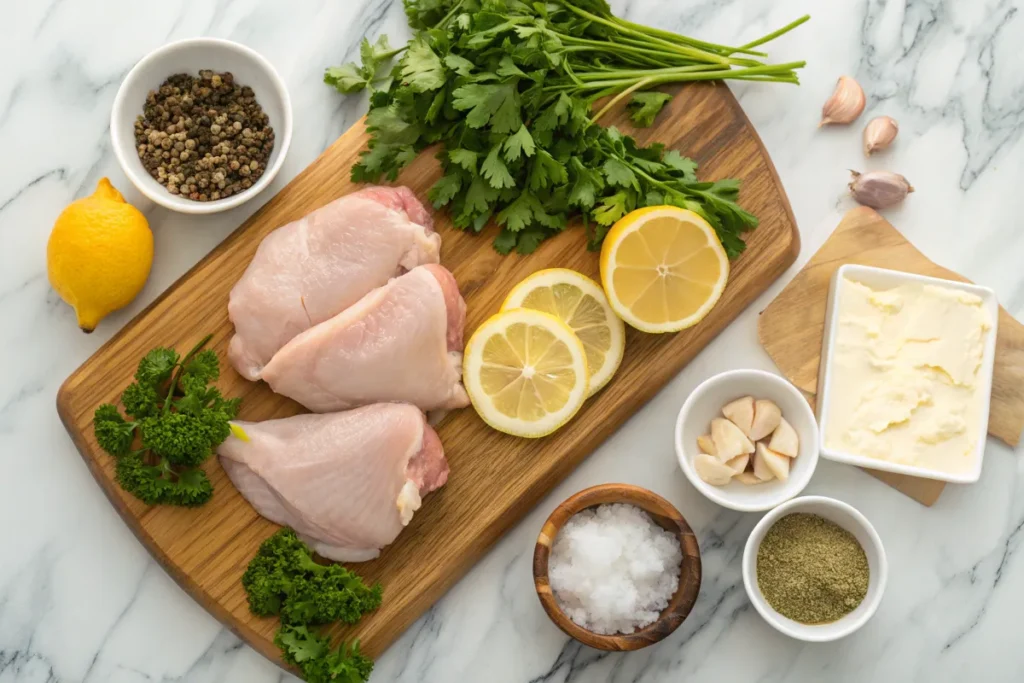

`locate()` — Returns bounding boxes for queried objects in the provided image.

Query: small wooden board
[758,206,1024,506]
[57,83,798,665]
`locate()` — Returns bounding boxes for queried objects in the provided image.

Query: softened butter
[824,277,991,474]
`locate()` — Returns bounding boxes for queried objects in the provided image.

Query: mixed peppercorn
[134,70,274,202]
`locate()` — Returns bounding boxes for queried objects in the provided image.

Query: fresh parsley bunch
[92,334,241,507]
[244,529,381,683]
[326,0,807,256]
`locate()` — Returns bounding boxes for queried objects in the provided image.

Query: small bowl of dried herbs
[111,37,292,214]
[742,495,887,642]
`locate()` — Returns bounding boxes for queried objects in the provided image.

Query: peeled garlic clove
[768,418,800,457]
[756,442,790,481]
[753,445,776,481]
[820,76,865,126]
[711,417,755,462]
[863,116,898,155]
[734,471,762,485]
[849,170,914,209]
[726,453,749,474]
[749,399,782,441]
[695,452,736,486]
[722,396,755,436]
[697,434,716,457]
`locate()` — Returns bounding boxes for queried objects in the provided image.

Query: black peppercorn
[134,70,274,202]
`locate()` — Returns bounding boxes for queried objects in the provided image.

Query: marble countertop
[4,0,1024,681]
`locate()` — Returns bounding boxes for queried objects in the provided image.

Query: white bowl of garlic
[675,369,819,512]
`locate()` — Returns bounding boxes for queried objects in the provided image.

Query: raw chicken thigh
[219,404,449,562]
[260,264,470,412]
[228,186,440,380]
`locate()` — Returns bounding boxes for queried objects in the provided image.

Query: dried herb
[134,70,275,201]
[756,513,869,624]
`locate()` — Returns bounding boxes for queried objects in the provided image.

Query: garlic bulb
[863,116,899,155]
[820,76,865,126]
[849,170,914,209]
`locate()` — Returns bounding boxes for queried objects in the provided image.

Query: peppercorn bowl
[111,37,293,214]
[741,495,888,642]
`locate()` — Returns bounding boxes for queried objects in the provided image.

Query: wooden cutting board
[57,82,798,666]
[758,206,1024,506]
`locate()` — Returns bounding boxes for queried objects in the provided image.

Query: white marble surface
[3,0,1024,681]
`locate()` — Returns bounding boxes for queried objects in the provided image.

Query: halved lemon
[501,269,624,396]
[599,206,729,333]
[463,308,589,437]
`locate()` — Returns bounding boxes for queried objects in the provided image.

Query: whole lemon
[47,178,153,332]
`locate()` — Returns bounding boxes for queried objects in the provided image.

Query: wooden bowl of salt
[533,483,702,651]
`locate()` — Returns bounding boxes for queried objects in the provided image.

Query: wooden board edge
[720,85,802,265]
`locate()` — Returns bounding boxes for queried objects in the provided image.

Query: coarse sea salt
[548,503,683,635]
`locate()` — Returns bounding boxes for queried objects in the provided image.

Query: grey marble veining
[2,0,1024,681]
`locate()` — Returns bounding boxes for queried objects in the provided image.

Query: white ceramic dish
[675,369,819,512]
[742,495,887,642]
[817,264,998,484]
[111,37,293,214]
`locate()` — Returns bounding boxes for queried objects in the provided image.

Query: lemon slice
[501,268,625,396]
[599,206,729,333]
[464,308,589,437]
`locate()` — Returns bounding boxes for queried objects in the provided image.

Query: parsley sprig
[327,0,808,256]
[92,335,241,507]
[243,529,381,683]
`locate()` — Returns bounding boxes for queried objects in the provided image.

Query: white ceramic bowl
[111,37,293,214]
[675,369,819,512]
[742,495,887,641]
[817,264,998,483]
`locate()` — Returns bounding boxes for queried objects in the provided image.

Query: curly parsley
[92,334,241,507]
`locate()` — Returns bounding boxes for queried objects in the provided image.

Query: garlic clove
[697,433,716,457]
[711,417,755,462]
[722,396,755,436]
[753,445,776,481]
[756,442,790,481]
[820,76,865,126]
[749,399,782,441]
[726,453,750,474]
[849,170,914,209]
[768,418,800,457]
[695,452,736,486]
[734,471,762,485]
[863,115,898,155]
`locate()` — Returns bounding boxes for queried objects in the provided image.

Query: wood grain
[758,207,1024,506]
[533,484,701,651]
[56,82,798,666]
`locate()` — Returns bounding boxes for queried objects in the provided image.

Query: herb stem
[590,77,654,124]
[437,0,466,29]
[736,15,811,52]
[610,17,770,57]
[163,333,213,415]
[561,44,677,69]
[556,2,733,66]
[574,64,729,81]
[560,35,694,62]
[575,61,806,90]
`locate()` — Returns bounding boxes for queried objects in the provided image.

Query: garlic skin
[820,76,865,126]
[849,170,914,209]
[863,116,899,155]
